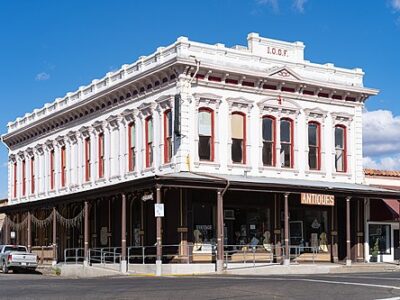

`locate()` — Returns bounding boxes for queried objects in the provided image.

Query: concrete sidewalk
[224,263,400,276]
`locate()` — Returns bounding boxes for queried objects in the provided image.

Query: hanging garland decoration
[31,213,53,229]
[8,216,28,231]
[56,209,84,229]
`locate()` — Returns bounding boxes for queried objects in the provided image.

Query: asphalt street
[1,272,400,300]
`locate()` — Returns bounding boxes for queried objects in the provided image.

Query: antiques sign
[301,193,335,206]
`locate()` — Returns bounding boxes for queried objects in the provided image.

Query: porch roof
[157,172,400,199]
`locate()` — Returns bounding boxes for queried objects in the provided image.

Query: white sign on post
[10,231,16,239]
[154,203,164,217]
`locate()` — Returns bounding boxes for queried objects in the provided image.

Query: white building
[1,33,398,272]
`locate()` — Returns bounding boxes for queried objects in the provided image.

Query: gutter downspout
[188,56,200,86]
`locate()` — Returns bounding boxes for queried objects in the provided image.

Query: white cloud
[293,0,307,13]
[363,109,400,170]
[363,155,400,170]
[392,0,400,11]
[35,72,50,81]
[363,110,400,157]
[255,0,308,13]
[256,0,279,13]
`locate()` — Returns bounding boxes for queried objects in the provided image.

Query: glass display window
[369,224,391,255]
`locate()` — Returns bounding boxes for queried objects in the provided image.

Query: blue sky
[1,0,400,197]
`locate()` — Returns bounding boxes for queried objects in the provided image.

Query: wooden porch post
[121,193,127,272]
[156,186,162,276]
[216,189,224,273]
[27,211,32,252]
[346,196,352,266]
[283,193,290,265]
[52,207,57,264]
[4,215,10,244]
[84,201,89,265]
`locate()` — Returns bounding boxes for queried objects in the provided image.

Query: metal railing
[223,244,281,268]
[128,244,193,264]
[287,246,319,264]
[62,244,322,267]
[64,248,84,264]
[88,247,122,265]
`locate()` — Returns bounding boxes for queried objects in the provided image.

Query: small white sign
[154,203,164,217]
[10,231,16,239]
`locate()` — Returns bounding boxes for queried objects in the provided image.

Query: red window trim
[13,162,17,198]
[308,121,321,171]
[335,125,347,173]
[85,137,91,182]
[31,157,35,194]
[262,115,276,167]
[98,133,104,178]
[280,118,294,169]
[163,109,172,164]
[232,112,246,164]
[61,146,66,187]
[145,116,153,168]
[50,150,55,190]
[198,107,215,162]
[22,159,26,196]
[128,122,135,172]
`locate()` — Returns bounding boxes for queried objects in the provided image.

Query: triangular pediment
[267,66,302,81]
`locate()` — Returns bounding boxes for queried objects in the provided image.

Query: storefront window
[369,224,391,255]
[290,208,329,253]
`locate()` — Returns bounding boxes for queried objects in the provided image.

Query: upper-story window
[128,123,136,172]
[198,108,214,161]
[61,146,66,187]
[335,125,347,172]
[13,162,17,198]
[98,133,105,178]
[164,109,173,163]
[308,122,321,170]
[262,116,275,166]
[50,149,55,190]
[231,112,246,164]
[85,137,91,182]
[22,159,26,197]
[31,156,35,194]
[280,118,293,168]
[145,117,153,168]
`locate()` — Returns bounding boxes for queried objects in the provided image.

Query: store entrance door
[394,230,400,260]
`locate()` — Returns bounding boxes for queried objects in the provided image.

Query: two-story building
[1,33,399,273]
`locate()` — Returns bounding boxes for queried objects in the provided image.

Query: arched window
[31,156,35,194]
[22,159,26,196]
[50,150,55,190]
[13,162,17,198]
[128,123,136,172]
[98,133,104,178]
[335,125,347,172]
[231,112,246,164]
[262,116,275,166]
[145,117,153,168]
[198,108,214,161]
[164,109,173,163]
[280,118,293,168]
[61,146,66,187]
[85,137,91,182]
[308,122,321,170]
